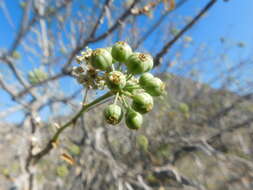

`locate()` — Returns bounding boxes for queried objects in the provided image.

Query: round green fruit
[104,104,123,125]
[139,76,165,96]
[126,53,153,75]
[125,109,143,130]
[91,48,113,71]
[132,92,153,114]
[111,41,132,62]
[106,71,126,91]
[139,73,154,87]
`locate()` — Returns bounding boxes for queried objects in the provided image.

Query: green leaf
[12,51,21,59]
[68,144,81,155]
[178,103,189,114]
[56,165,69,177]
[136,135,149,151]
[28,68,48,85]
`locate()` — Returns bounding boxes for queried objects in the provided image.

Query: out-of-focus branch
[154,0,217,66]
[4,57,29,88]
[133,0,188,50]
[25,115,38,190]
[63,0,141,68]
[87,0,140,43]
[204,93,253,125]
[89,0,113,38]
[8,0,33,55]
[207,116,253,145]
[0,74,29,107]
[15,72,67,99]
[171,116,253,164]
[7,0,73,56]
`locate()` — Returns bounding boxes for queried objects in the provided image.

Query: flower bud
[90,48,113,71]
[139,74,165,96]
[125,109,143,130]
[126,53,153,74]
[132,92,153,114]
[106,71,126,91]
[111,41,132,62]
[104,104,123,125]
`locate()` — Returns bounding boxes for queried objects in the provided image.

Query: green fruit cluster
[74,41,166,130]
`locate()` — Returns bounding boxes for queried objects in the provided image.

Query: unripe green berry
[126,53,153,75]
[139,73,154,86]
[125,109,143,130]
[106,71,126,91]
[104,104,123,125]
[132,92,153,114]
[111,41,132,62]
[139,75,165,96]
[91,48,113,71]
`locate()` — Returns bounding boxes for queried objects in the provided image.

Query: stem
[126,73,133,80]
[121,90,133,98]
[31,91,113,164]
[120,95,129,109]
[114,92,119,104]
[82,88,89,104]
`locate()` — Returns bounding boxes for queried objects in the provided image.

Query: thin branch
[207,117,253,145]
[15,72,66,99]
[62,0,140,68]
[5,0,73,56]
[89,0,113,38]
[133,0,188,50]
[8,0,33,55]
[31,91,113,164]
[154,0,217,66]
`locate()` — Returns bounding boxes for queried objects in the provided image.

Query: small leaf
[68,144,81,155]
[20,2,27,8]
[56,165,69,177]
[170,27,179,36]
[184,36,193,43]
[28,68,48,85]
[12,51,21,59]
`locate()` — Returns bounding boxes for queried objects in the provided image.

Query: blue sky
[0,0,252,123]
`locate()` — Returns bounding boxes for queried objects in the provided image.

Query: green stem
[113,92,119,104]
[121,90,133,98]
[32,91,113,164]
[120,95,129,109]
[52,91,112,141]
[126,73,133,81]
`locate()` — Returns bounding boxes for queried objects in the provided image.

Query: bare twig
[154,0,217,66]
[133,0,188,50]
